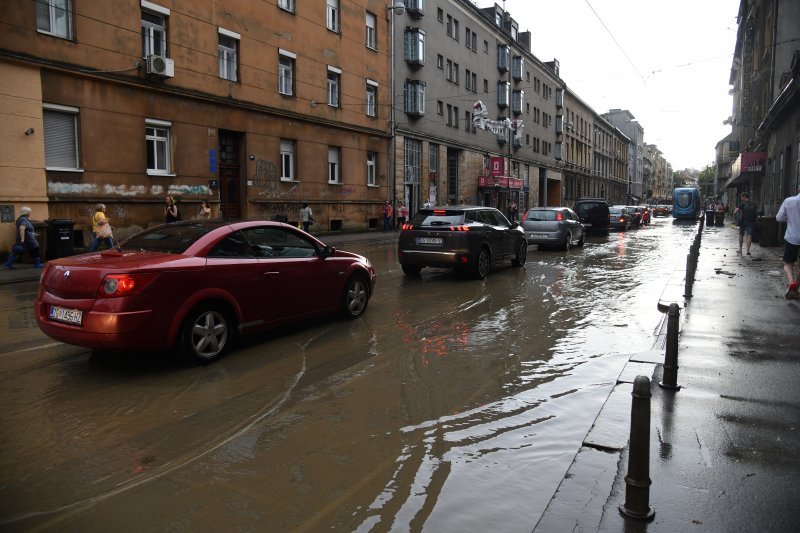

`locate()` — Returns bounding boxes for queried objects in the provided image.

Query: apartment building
[391,0,566,215]
[602,109,644,202]
[561,90,629,206]
[0,0,393,250]
[726,0,800,215]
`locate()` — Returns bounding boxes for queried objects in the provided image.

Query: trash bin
[46,219,75,259]
[714,211,725,227]
[757,216,779,247]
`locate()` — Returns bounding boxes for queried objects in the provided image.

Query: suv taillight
[450,225,470,231]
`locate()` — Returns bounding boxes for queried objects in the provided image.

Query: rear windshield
[575,203,605,216]
[410,210,465,226]
[526,210,559,221]
[121,222,221,254]
[609,207,623,215]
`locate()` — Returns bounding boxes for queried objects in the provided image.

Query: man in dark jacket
[734,192,758,255]
[4,206,43,269]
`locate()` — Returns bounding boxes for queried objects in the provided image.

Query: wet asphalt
[4,222,799,531]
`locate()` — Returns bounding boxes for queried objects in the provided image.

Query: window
[218,29,239,82]
[437,100,443,115]
[37,0,72,39]
[452,62,459,84]
[326,0,339,32]
[437,8,443,22]
[43,104,79,170]
[404,138,422,184]
[483,40,489,53]
[327,67,341,107]
[483,78,488,93]
[453,19,459,41]
[278,0,295,13]
[465,69,471,90]
[437,54,444,69]
[141,5,168,57]
[365,12,376,49]
[366,80,378,117]
[404,28,425,66]
[403,80,425,116]
[145,119,171,175]
[280,140,295,181]
[446,104,453,126]
[446,59,453,81]
[497,45,510,71]
[497,81,510,107]
[446,15,452,36]
[278,50,295,96]
[470,72,477,93]
[367,152,377,186]
[465,110,471,132]
[328,147,340,184]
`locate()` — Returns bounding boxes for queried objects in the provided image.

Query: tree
[697,164,717,198]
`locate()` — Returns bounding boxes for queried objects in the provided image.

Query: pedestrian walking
[165,196,181,223]
[398,203,408,228]
[4,207,43,269]
[507,199,518,222]
[733,192,758,255]
[382,201,393,232]
[299,203,313,233]
[776,185,800,299]
[89,203,114,252]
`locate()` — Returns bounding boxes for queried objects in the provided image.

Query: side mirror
[509,221,519,229]
[320,245,336,258]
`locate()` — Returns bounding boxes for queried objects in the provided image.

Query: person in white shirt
[776,185,800,299]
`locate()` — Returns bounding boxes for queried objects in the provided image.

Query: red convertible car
[35,220,376,364]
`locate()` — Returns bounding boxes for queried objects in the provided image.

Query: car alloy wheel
[473,248,490,279]
[512,240,527,266]
[562,233,572,251]
[342,275,369,318]
[182,306,230,364]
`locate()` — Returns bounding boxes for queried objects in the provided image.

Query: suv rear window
[410,210,465,226]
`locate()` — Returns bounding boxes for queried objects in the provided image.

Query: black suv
[572,198,610,234]
[398,206,527,279]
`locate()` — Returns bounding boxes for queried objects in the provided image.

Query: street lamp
[388,2,404,227]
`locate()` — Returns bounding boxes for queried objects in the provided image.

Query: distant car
[573,198,610,234]
[652,204,670,217]
[398,206,527,279]
[35,220,376,364]
[608,207,632,230]
[622,206,643,227]
[520,207,585,250]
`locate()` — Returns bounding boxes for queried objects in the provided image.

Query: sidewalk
[536,222,800,531]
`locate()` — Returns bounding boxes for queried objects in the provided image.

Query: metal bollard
[619,375,655,521]
[684,254,694,297]
[660,303,681,390]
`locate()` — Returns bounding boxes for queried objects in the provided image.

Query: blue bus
[672,187,702,219]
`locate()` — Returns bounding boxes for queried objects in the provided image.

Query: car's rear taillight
[401,223,414,230]
[556,211,564,221]
[98,273,158,298]
[450,225,470,231]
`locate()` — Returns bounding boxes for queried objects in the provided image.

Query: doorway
[219,130,243,218]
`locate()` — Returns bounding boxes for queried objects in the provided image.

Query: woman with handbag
[89,203,114,252]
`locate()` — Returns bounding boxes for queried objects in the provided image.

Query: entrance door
[219,131,242,218]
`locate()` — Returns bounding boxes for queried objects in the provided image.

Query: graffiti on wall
[104,184,147,196]
[49,182,98,194]
[250,159,297,197]
[168,184,211,196]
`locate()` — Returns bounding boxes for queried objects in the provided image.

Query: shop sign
[478,176,496,187]
[490,157,509,177]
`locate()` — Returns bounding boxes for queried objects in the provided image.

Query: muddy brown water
[0,220,700,531]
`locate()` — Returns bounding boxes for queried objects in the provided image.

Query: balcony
[497,45,510,72]
[497,81,510,108]
[403,80,426,117]
[512,56,524,81]
[511,90,524,115]
[404,28,425,69]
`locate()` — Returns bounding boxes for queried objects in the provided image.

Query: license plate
[49,305,83,325]
[416,237,442,245]
[528,233,547,239]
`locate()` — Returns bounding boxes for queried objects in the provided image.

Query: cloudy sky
[486,0,741,171]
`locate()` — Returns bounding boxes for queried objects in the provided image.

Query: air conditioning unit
[146,55,174,78]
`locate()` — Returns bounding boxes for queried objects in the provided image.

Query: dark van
[572,198,610,234]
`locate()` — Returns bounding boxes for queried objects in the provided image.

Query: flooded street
[0,219,700,532]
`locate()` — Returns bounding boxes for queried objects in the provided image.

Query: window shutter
[44,110,77,168]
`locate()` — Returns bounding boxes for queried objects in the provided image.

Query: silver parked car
[520,207,585,251]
